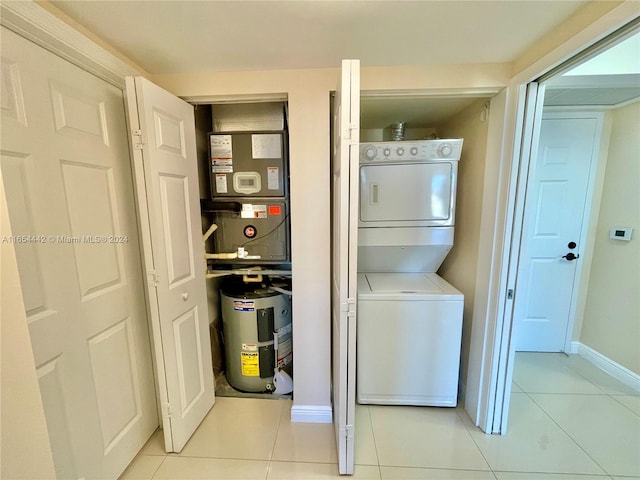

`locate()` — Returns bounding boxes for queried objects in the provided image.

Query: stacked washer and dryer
[356,139,464,407]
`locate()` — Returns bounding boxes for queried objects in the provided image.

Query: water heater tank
[220,279,292,393]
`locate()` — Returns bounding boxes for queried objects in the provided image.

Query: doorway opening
[192,100,294,401]
[330,85,506,472]
[501,23,640,470]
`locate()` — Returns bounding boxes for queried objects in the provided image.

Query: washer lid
[358,273,463,301]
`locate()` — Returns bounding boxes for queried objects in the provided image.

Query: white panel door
[126,77,214,452]
[0,27,157,479]
[331,59,359,475]
[514,113,602,352]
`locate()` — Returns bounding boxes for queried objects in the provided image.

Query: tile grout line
[524,390,611,477]
[558,355,611,396]
[452,404,497,476]
[363,406,383,479]
[609,394,640,418]
[518,353,608,396]
[266,399,288,478]
[148,455,167,480]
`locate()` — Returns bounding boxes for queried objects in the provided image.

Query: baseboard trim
[574,342,640,393]
[569,341,580,354]
[290,405,333,424]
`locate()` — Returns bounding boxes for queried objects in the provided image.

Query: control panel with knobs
[363,146,377,161]
[359,139,463,163]
[438,143,453,157]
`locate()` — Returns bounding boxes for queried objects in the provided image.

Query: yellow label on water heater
[241,352,259,377]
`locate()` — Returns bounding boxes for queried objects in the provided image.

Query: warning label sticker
[211,135,234,172]
[251,133,282,159]
[215,174,228,193]
[277,336,293,368]
[267,166,280,190]
[233,300,255,311]
[240,204,267,219]
[268,205,282,215]
[210,134,232,158]
[241,352,259,377]
[211,158,233,173]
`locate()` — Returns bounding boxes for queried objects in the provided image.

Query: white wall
[152,64,510,412]
[1,179,56,480]
[580,100,640,374]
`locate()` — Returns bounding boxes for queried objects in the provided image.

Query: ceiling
[48,0,590,74]
[45,1,637,128]
[544,76,640,106]
[544,32,640,107]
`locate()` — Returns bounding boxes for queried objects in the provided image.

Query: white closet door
[514,113,602,352]
[331,59,360,475]
[0,27,157,479]
[126,77,214,452]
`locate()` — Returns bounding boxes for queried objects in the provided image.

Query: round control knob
[410,147,418,156]
[396,147,404,156]
[438,143,453,157]
[383,148,391,157]
[363,146,377,160]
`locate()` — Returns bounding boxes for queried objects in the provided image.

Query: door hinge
[340,298,355,311]
[345,424,354,439]
[148,271,160,287]
[132,129,144,150]
[344,122,357,141]
[507,289,514,300]
[161,402,173,418]
[342,297,357,317]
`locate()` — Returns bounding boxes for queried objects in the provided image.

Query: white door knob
[182,292,189,301]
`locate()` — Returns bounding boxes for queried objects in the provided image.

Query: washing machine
[357,273,463,406]
[356,139,465,407]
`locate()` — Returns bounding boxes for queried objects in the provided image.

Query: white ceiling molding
[185,93,289,105]
[361,88,501,99]
[0,1,142,88]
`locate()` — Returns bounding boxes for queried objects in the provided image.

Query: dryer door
[359,162,455,227]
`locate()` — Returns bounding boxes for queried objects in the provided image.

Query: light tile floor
[120,353,639,479]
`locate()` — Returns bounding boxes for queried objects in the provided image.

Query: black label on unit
[257,307,274,343]
[259,345,275,378]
